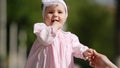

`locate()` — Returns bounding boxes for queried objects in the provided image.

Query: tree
[116,0,120,56]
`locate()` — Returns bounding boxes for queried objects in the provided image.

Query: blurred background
[0,0,120,68]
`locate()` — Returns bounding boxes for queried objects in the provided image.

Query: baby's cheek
[60,19,65,24]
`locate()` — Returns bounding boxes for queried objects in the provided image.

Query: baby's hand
[52,21,63,31]
[83,48,94,60]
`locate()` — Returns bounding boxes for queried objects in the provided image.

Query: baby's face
[44,3,67,26]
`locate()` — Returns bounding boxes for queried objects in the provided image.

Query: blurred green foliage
[7,0,116,67]
[66,0,116,67]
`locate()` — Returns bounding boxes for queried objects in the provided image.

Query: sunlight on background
[0,0,120,68]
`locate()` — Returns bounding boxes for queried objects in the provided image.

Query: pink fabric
[25,23,88,68]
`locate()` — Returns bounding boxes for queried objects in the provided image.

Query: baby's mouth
[51,20,58,23]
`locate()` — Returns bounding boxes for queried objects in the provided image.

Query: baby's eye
[58,11,62,14]
[48,11,53,14]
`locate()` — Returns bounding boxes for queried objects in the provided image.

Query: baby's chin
[45,22,53,26]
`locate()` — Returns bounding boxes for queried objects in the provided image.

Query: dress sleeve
[34,23,57,46]
[71,34,89,60]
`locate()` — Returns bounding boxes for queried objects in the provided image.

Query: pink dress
[25,23,88,68]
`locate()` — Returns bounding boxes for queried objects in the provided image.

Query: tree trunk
[0,0,7,68]
[116,0,120,67]
[116,0,120,56]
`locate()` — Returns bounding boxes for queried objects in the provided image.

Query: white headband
[42,0,68,18]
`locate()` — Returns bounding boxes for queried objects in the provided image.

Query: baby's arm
[71,34,90,59]
[34,23,58,46]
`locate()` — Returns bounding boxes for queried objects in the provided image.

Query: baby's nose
[53,12,58,17]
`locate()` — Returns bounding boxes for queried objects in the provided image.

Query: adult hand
[89,50,118,68]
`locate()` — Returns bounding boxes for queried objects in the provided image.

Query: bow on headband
[42,0,64,3]
[42,0,68,18]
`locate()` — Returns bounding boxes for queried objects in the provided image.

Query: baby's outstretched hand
[83,48,94,60]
